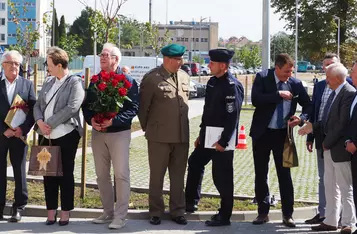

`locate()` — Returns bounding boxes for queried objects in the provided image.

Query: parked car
[180,64,192,76]
[200,65,211,76]
[189,80,197,99]
[191,80,206,97]
[184,62,200,76]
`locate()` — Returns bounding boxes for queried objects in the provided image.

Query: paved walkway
[0,217,345,234]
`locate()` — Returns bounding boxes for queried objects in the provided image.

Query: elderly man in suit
[138,44,190,226]
[345,61,357,234]
[0,50,36,222]
[299,63,356,233]
[305,53,340,224]
[250,53,311,228]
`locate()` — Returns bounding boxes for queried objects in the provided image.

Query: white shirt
[2,75,18,105]
[44,75,74,139]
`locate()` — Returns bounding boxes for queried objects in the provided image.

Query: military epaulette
[146,67,159,75]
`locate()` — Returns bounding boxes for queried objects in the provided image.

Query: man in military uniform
[138,44,190,226]
[185,49,244,226]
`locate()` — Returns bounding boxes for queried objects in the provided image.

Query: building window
[204,38,208,42]
[185,38,188,42]
[176,37,181,42]
[0,34,5,41]
[195,38,199,42]
[0,2,5,10]
[0,18,5,26]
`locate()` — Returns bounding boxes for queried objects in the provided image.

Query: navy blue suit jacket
[249,69,311,140]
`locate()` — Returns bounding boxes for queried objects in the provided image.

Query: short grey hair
[102,43,122,64]
[326,62,348,81]
[1,50,23,64]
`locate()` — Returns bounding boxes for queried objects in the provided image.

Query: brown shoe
[311,223,337,231]
[252,214,269,225]
[341,226,353,234]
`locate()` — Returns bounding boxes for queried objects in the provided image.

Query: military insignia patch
[226,102,234,113]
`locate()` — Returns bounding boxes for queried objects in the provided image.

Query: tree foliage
[8,0,44,63]
[271,0,357,63]
[59,34,83,62]
[237,45,262,69]
[51,8,59,46]
[58,15,66,40]
[270,32,295,62]
[144,23,172,56]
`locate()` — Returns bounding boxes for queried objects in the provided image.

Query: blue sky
[56,0,290,42]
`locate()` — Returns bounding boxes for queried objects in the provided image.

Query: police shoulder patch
[226,102,235,113]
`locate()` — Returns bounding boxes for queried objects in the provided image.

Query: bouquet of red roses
[88,70,132,124]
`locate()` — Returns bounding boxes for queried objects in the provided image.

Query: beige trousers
[91,130,131,219]
[148,141,189,218]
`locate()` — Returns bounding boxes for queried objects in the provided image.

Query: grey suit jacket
[33,75,85,136]
[321,82,355,162]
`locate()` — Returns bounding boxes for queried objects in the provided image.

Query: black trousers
[252,128,294,217]
[185,146,234,220]
[39,130,80,211]
[0,135,28,212]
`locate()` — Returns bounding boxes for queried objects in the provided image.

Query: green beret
[161,44,186,57]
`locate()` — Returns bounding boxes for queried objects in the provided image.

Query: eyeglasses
[99,53,116,58]
[3,61,20,67]
[43,61,48,67]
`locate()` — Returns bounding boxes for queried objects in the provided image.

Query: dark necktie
[322,90,336,126]
[277,81,284,128]
[171,73,177,85]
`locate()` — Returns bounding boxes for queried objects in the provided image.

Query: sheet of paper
[204,126,236,151]
[10,109,26,128]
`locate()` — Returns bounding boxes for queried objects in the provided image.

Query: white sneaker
[108,217,126,229]
[92,213,114,224]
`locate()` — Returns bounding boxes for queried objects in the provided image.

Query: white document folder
[204,126,236,151]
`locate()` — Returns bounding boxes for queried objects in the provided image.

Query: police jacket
[199,71,244,147]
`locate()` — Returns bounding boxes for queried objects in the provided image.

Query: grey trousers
[92,130,131,219]
[148,141,189,218]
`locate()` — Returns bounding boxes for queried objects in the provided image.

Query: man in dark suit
[250,53,311,228]
[345,61,357,234]
[0,50,36,222]
[299,63,356,232]
[305,53,340,224]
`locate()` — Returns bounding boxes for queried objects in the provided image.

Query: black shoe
[185,204,198,213]
[0,211,4,221]
[46,211,57,225]
[172,216,187,225]
[8,211,21,223]
[205,214,231,226]
[149,216,161,225]
[282,216,296,228]
[304,213,325,224]
[58,212,70,226]
[252,214,269,225]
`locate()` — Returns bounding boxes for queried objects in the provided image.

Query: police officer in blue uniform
[185,49,244,226]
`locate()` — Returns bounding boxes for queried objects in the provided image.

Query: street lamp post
[199,17,207,83]
[262,0,270,70]
[333,15,340,58]
[52,0,55,46]
[93,0,97,75]
[295,0,298,78]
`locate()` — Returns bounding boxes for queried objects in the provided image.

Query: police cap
[161,44,186,57]
[209,49,235,63]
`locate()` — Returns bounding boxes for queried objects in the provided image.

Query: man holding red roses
[138,44,190,226]
[82,43,139,230]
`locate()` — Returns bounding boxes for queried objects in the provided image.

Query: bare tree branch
[76,0,88,7]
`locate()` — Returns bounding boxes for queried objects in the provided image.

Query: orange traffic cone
[236,125,247,149]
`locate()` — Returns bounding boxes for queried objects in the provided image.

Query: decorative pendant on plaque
[37,148,52,171]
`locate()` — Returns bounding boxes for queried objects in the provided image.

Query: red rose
[91,75,99,83]
[97,82,107,91]
[124,80,132,89]
[109,71,116,77]
[101,71,111,82]
[111,79,119,87]
[118,87,127,96]
[114,74,125,82]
